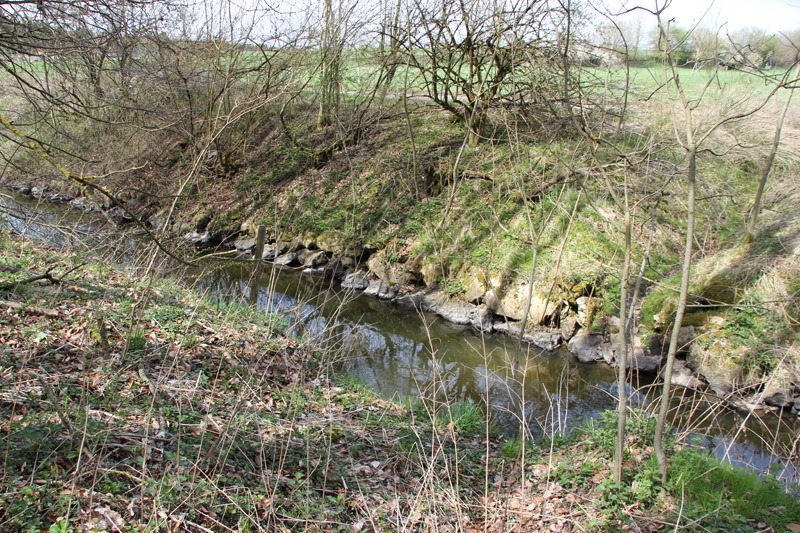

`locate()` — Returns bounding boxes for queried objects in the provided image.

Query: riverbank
[2,227,799,532]
[3,177,799,421]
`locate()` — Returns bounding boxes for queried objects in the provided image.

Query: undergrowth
[0,230,797,532]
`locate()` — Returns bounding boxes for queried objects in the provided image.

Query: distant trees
[596,15,645,64]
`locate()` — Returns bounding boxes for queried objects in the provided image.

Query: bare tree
[649,12,785,483]
[317,0,341,129]
[401,0,564,145]
[744,60,800,242]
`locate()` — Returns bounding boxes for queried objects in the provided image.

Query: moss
[699,275,746,305]
[641,290,678,331]
[680,311,726,327]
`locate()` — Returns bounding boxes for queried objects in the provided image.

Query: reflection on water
[191,262,623,437]
[191,263,799,484]
[0,192,145,265]
[3,190,798,483]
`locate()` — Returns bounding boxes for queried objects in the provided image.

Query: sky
[614,0,800,33]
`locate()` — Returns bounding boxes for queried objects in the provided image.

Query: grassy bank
[1,230,798,532]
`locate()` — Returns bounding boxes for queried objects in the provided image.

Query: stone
[233,236,256,251]
[49,191,74,202]
[600,342,615,365]
[105,206,133,226]
[364,280,397,300]
[459,265,488,304]
[148,216,167,232]
[336,255,356,269]
[706,315,726,327]
[576,296,604,328]
[323,264,348,280]
[263,242,290,260]
[528,331,562,351]
[463,275,486,304]
[303,251,330,268]
[491,284,558,323]
[362,242,381,255]
[761,386,794,408]
[184,230,207,243]
[730,395,764,411]
[471,305,494,333]
[286,235,303,253]
[606,316,621,333]
[201,230,228,248]
[682,312,726,328]
[629,352,662,373]
[273,252,297,266]
[296,248,314,265]
[69,196,97,212]
[687,341,743,396]
[561,316,580,341]
[341,271,370,290]
[367,254,419,287]
[485,289,498,311]
[677,326,695,351]
[491,323,563,351]
[567,333,603,363]
[301,232,318,250]
[420,261,443,289]
[599,336,661,373]
[318,231,344,253]
[669,360,703,390]
[394,289,476,326]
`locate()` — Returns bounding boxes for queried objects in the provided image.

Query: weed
[502,437,535,460]
[125,327,147,354]
[438,398,483,436]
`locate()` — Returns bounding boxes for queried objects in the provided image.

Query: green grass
[559,411,800,532]
[609,65,782,100]
[669,448,800,531]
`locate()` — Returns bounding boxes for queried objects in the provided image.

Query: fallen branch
[0,266,57,289]
[0,300,59,317]
[0,262,86,291]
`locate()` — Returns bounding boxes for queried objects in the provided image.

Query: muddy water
[2,190,798,483]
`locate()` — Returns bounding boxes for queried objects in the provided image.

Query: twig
[33,371,75,437]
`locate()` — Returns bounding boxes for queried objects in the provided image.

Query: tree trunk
[614,174,632,483]
[744,61,800,243]
[654,147,696,482]
[317,0,340,130]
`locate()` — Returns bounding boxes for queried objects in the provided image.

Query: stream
[2,189,798,485]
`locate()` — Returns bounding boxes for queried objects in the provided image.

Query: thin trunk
[403,9,419,200]
[745,61,800,243]
[317,0,339,130]
[654,147,696,482]
[654,18,698,483]
[613,171,632,483]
